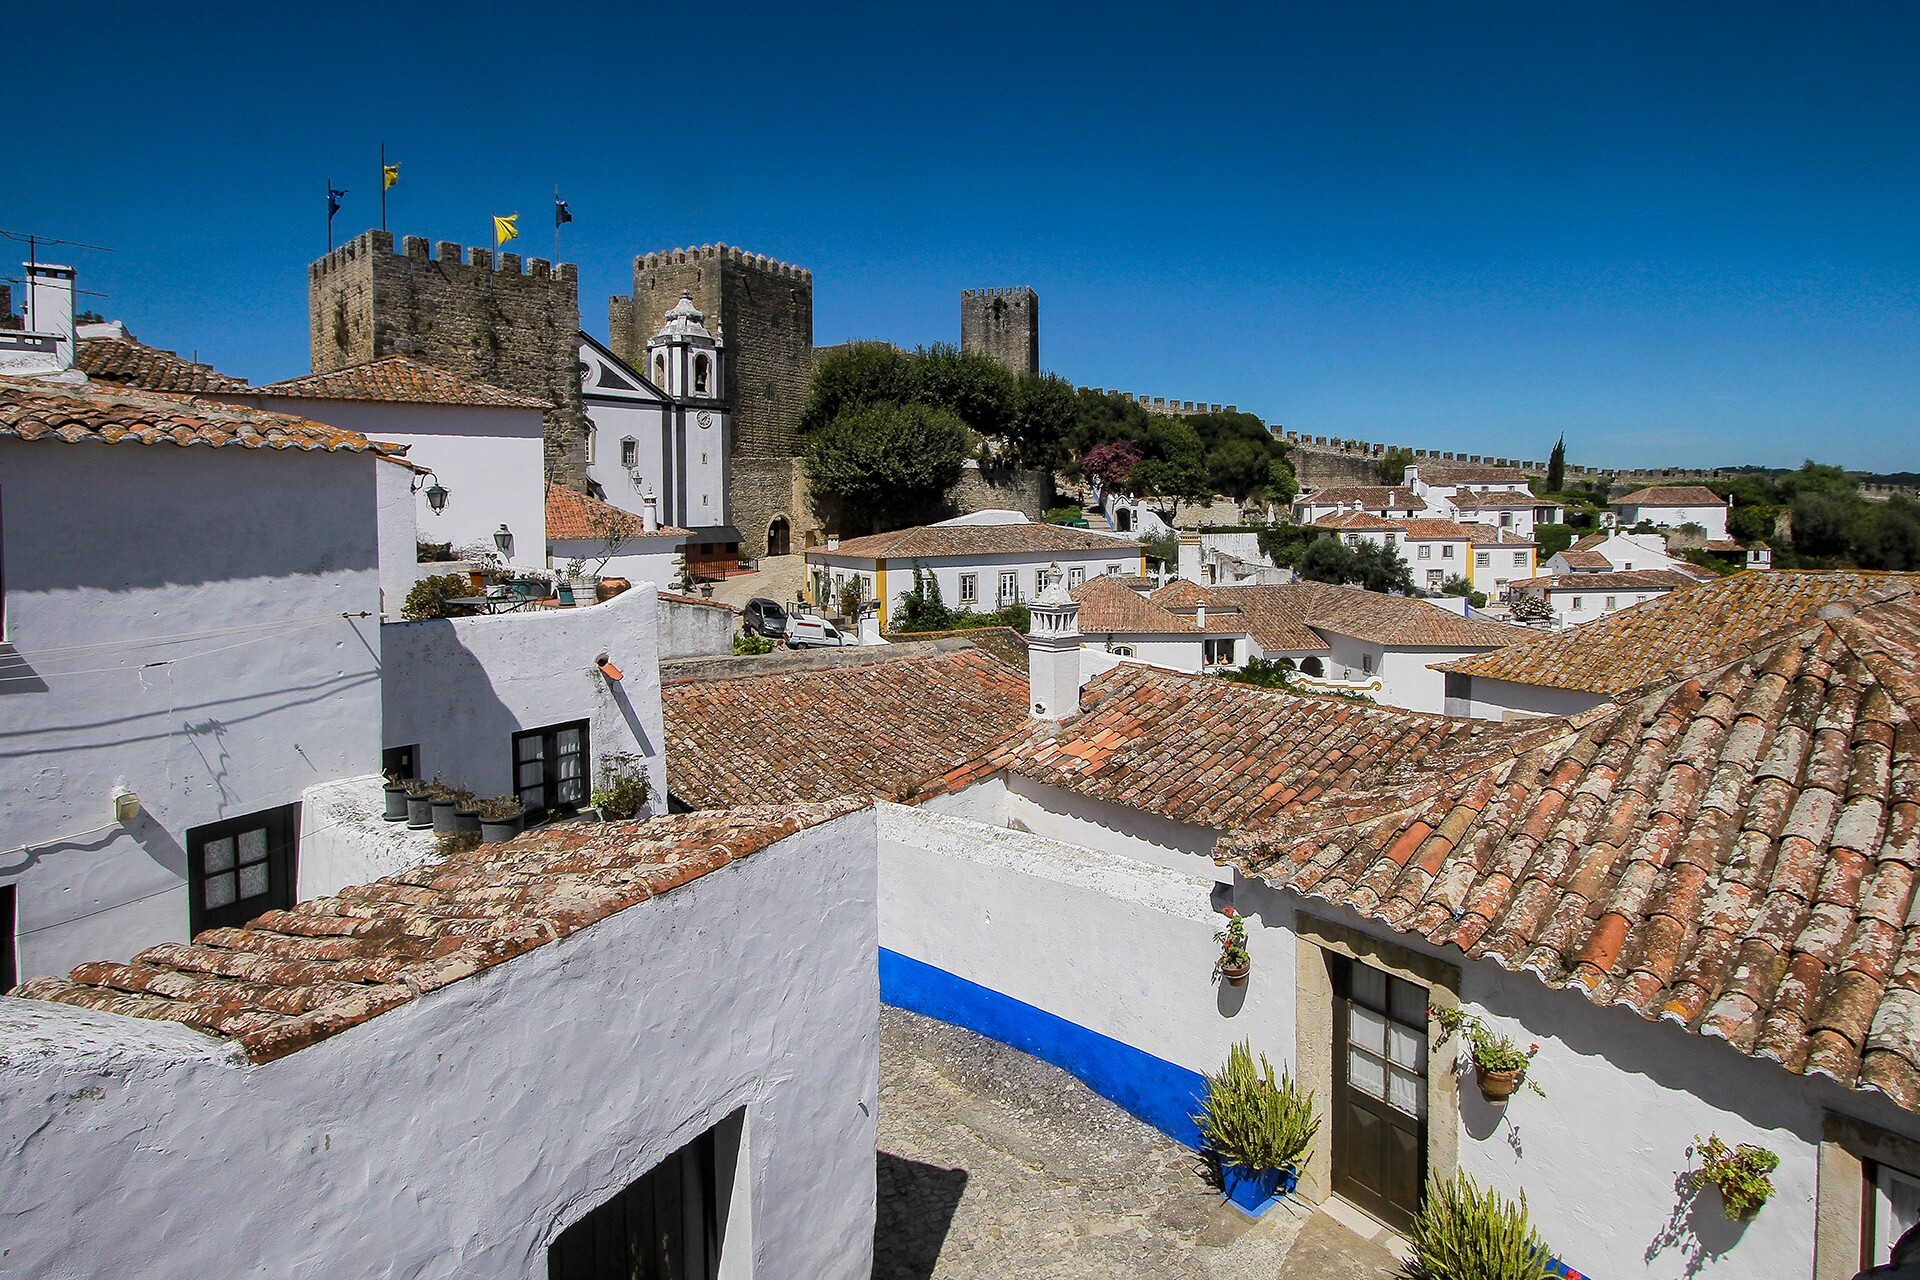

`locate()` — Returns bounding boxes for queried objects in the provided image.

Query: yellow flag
[493,213,519,246]
[383,163,400,190]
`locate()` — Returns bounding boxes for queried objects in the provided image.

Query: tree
[802,402,969,531]
[799,342,917,433]
[1547,435,1566,493]
[1130,455,1213,523]
[1264,456,1301,506]
[1299,538,1359,584]
[1008,372,1081,470]
[912,343,1015,438]
[1378,447,1414,486]
[1791,490,1862,560]
[1533,523,1575,559]
[1082,441,1141,491]
[1204,437,1274,503]
[1299,538,1414,594]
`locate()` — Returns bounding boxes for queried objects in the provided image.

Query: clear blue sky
[9,1,1916,470]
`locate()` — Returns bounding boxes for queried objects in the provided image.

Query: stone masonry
[308,229,590,486]
[961,287,1039,377]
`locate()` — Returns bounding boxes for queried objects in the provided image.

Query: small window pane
[558,727,581,753]
[1387,1022,1424,1071]
[1350,1005,1388,1057]
[1388,977,1427,1026]
[238,828,268,866]
[202,837,236,873]
[518,737,544,763]
[557,776,585,804]
[1352,964,1387,1011]
[204,872,238,909]
[518,761,545,787]
[1389,1066,1424,1116]
[239,863,270,900]
[1348,1049,1386,1100]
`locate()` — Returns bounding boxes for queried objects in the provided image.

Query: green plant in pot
[451,788,482,836]
[381,772,410,823]
[1405,1172,1554,1280]
[592,756,653,820]
[1215,908,1250,986]
[403,777,435,830]
[477,794,525,844]
[1688,1133,1779,1221]
[1194,1039,1318,1214]
[1431,1006,1544,1102]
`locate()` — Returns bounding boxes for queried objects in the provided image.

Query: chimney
[1026,564,1082,721]
[25,262,75,369]
[1195,602,1206,628]
[641,490,660,533]
[827,534,840,551]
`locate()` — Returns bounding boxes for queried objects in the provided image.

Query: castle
[960,286,1039,377]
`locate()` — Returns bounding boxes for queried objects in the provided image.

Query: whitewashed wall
[1453,674,1610,722]
[1616,503,1729,541]
[584,397,728,535]
[1003,775,1218,873]
[658,596,736,660]
[547,534,684,594]
[808,545,1142,619]
[381,582,666,807]
[0,440,383,981]
[375,457,420,620]
[0,808,880,1279]
[1078,632,1208,671]
[1312,632,1494,715]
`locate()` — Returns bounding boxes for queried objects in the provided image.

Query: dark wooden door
[1331,955,1429,1231]
[187,805,298,934]
[548,1126,721,1280]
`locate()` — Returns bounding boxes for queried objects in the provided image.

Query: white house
[1507,566,1705,628]
[1315,515,1537,600]
[2,800,881,1280]
[545,483,689,592]
[0,373,393,984]
[1067,576,1247,672]
[1611,484,1730,540]
[229,356,549,571]
[1290,484,1423,523]
[579,295,739,576]
[1547,529,1695,576]
[804,514,1144,625]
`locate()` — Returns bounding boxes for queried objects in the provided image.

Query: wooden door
[1331,954,1429,1231]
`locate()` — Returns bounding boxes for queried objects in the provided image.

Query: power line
[0,229,115,253]
[0,614,369,685]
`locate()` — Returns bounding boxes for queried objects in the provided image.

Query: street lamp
[425,480,449,514]
[494,524,513,556]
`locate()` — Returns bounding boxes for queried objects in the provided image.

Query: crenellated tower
[961,286,1039,378]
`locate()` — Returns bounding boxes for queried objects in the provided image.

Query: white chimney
[1195,602,1206,627]
[827,534,840,551]
[26,263,76,369]
[641,490,660,533]
[1026,565,1083,721]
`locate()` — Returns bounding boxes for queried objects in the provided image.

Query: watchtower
[308,229,590,485]
[961,287,1039,378]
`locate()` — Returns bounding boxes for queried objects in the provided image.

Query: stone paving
[874,1006,1397,1279]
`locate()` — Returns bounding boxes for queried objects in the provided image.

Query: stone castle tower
[308,229,590,485]
[961,287,1039,377]
[610,245,814,557]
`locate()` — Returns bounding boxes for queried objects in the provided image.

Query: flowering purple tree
[1082,441,1141,493]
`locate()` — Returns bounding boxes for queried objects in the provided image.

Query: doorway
[767,516,791,557]
[1331,953,1429,1231]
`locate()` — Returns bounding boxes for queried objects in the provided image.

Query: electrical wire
[0,821,119,876]
[2,611,366,660]
[0,614,359,685]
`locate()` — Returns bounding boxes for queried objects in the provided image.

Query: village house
[1313,514,1538,600]
[1068,576,1250,672]
[1547,528,1699,576]
[1611,483,1731,540]
[1506,565,1705,627]
[544,483,690,591]
[803,512,1143,625]
[1,802,881,1279]
[1290,484,1424,523]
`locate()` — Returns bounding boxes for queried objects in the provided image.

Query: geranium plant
[1430,1006,1545,1098]
[1215,908,1250,979]
[1689,1133,1779,1221]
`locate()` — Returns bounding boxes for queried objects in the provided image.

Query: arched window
[1301,656,1325,678]
[693,353,711,395]
[583,425,596,466]
[652,354,667,386]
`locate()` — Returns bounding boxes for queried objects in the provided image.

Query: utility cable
[0,614,363,685]
[3,611,368,660]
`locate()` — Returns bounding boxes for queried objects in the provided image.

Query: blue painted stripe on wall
[880,947,1207,1149]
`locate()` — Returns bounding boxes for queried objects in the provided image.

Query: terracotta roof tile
[546,484,691,540]
[255,356,551,410]
[1296,486,1422,509]
[1174,582,1530,650]
[663,649,1031,808]
[1221,594,1920,1112]
[1510,569,1704,592]
[1451,489,1540,509]
[72,336,251,394]
[11,803,862,1062]
[1441,572,1920,695]
[0,377,402,455]
[1556,550,1613,570]
[1311,512,1398,531]
[1412,462,1533,485]
[819,520,1141,560]
[1615,485,1727,508]
[1073,577,1201,634]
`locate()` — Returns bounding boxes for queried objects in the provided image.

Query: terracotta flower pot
[1220,961,1251,988]
[1476,1064,1522,1103]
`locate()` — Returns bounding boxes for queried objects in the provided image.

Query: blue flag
[555,197,573,227]
[328,186,348,221]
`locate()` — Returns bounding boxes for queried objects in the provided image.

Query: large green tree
[1007,372,1081,470]
[802,402,969,531]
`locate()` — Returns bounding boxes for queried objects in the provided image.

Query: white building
[1547,529,1693,576]
[0,374,393,983]
[579,294,738,577]
[2,801,881,1280]
[1507,566,1705,628]
[1313,514,1537,601]
[1067,577,1247,672]
[1611,484,1730,541]
[1290,484,1423,523]
[545,483,689,592]
[804,514,1144,624]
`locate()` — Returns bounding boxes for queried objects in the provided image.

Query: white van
[784,615,855,648]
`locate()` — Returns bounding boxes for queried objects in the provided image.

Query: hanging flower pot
[1215,908,1250,987]
[1476,1065,1522,1103]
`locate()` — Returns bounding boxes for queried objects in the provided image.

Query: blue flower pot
[1222,1162,1298,1215]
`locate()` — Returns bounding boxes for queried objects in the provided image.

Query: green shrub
[1404,1173,1553,1280]
[592,756,653,820]
[1194,1040,1319,1174]
[402,574,476,621]
[1690,1134,1779,1220]
[733,632,775,656]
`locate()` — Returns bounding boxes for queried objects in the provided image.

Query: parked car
[742,597,788,639]
[784,615,855,648]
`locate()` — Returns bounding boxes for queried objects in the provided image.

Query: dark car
[742,597,789,639]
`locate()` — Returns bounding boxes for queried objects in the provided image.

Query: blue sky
[8,1,1915,470]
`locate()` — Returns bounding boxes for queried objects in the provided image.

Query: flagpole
[553,184,560,267]
[380,142,387,231]
[327,178,334,252]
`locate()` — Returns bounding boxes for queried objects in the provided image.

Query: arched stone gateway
[767,516,792,558]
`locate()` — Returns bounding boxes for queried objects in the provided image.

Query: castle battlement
[1089,390,1239,416]
[309,229,578,284]
[962,287,1037,301]
[632,243,811,281]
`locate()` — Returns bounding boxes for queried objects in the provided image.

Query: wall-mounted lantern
[425,480,450,514]
[494,524,513,556]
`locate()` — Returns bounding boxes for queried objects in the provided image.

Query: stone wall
[308,230,589,486]
[961,287,1039,377]
[947,460,1054,522]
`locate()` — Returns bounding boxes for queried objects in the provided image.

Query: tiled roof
[1296,486,1421,509]
[1178,584,1330,652]
[256,356,550,410]
[1439,571,1920,695]
[1413,462,1532,485]
[657,591,734,611]
[1569,533,1609,552]
[1146,581,1249,633]
[1615,485,1726,508]
[1298,587,1538,648]
[1509,569,1702,592]
[72,336,251,394]
[942,665,1523,830]
[1469,526,1537,547]
[1219,596,1920,1112]
[820,521,1142,560]
[1451,489,1539,509]
[1556,550,1614,570]
[1312,512,1398,531]
[11,803,863,1063]
[1073,577,1200,634]
[1394,518,1486,541]
[663,649,1031,809]
[0,377,402,454]
[546,484,690,540]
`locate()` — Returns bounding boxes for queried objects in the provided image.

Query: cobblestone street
[874,1007,1397,1279]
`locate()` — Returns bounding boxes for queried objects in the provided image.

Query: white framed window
[1604,596,1616,609]
[620,437,638,469]
[1499,512,1513,527]
[1572,596,1584,611]
[1442,545,1455,559]
[1476,552,1491,567]
[1346,534,1362,547]
[998,571,1018,605]
[1035,568,1051,594]
[1418,545,1432,560]
[1068,566,1085,587]
[1426,569,1444,586]
[958,574,977,604]
[1106,563,1121,576]
[1513,552,1527,567]
[1878,1164,1920,1260]
[1111,644,1135,657]
[1203,638,1235,666]
[583,425,596,466]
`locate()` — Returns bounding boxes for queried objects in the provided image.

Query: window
[1346,534,1361,547]
[514,720,589,823]
[652,354,667,385]
[1034,568,1049,594]
[583,425,596,466]
[1111,644,1135,657]
[1571,596,1584,611]
[1499,512,1513,527]
[693,353,711,395]
[620,437,638,470]
[1417,545,1431,560]
[1475,552,1490,567]
[1622,560,1635,570]
[1513,552,1527,567]
[1441,545,1455,559]
[1068,566,1085,588]
[1361,653,1373,675]
[1204,638,1235,666]
[998,571,1018,605]
[1876,1164,1920,1265]
[1426,570,1443,586]
[382,744,418,782]
[1604,596,1617,610]
[958,573,977,604]
[1106,563,1121,576]
[1,883,14,993]
[187,805,298,934]
[1384,534,1396,550]
[548,1121,730,1280]
[1301,656,1324,678]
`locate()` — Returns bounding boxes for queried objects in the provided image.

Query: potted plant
[381,773,410,822]
[452,789,482,836]
[1431,1006,1545,1103]
[403,777,435,830]
[1215,908,1250,986]
[1406,1172,1555,1280]
[592,755,653,820]
[1194,1039,1318,1215]
[477,794,525,844]
[1689,1133,1779,1221]
[427,778,464,835]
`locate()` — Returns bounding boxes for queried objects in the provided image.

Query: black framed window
[187,804,298,934]
[383,744,418,781]
[514,721,589,823]
[549,1125,723,1280]
[1,883,15,992]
